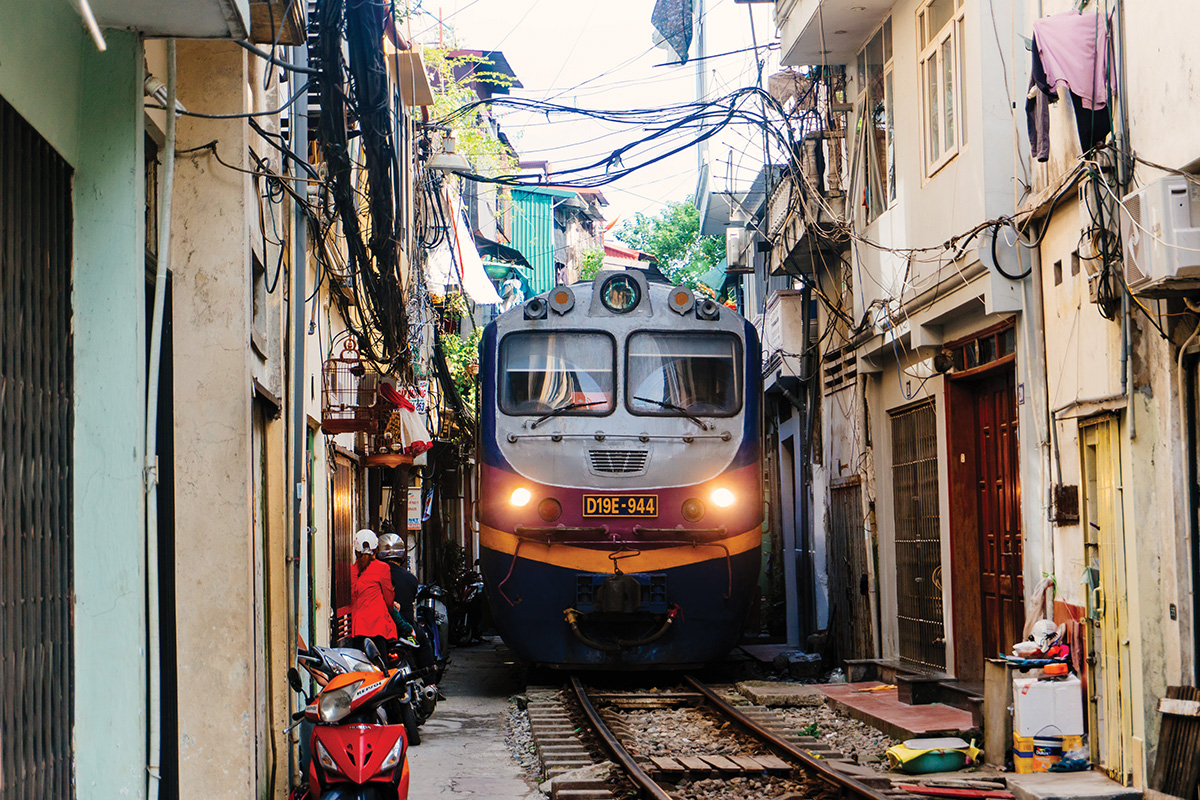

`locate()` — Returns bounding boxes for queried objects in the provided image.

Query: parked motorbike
[449,565,485,646]
[416,584,449,680]
[287,639,412,800]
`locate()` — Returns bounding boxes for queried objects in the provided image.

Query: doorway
[890,401,947,671]
[1080,416,1133,783]
[947,359,1023,681]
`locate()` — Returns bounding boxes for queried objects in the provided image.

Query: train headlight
[510,487,532,507]
[710,488,736,508]
[681,498,705,522]
[538,497,562,521]
[600,274,641,313]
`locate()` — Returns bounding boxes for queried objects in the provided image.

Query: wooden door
[974,371,1024,660]
[1081,418,1134,784]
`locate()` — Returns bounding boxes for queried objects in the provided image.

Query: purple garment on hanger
[1026,42,1052,162]
[1032,11,1113,111]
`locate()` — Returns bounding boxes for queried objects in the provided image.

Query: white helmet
[1032,619,1060,649]
[353,529,378,554]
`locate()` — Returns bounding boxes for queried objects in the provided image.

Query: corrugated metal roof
[509,189,557,293]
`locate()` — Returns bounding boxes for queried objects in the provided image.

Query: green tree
[579,248,605,281]
[614,199,724,287]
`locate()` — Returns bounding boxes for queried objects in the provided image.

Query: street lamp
[427,134,471,172]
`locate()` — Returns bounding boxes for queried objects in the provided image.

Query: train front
[477,270,762,668]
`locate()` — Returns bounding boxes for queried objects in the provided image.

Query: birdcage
[321,342,383,434]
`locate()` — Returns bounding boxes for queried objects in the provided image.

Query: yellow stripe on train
[478,525,762,573]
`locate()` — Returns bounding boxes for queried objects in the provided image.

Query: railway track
[525,676,912,800]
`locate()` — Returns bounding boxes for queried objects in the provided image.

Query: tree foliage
[424,47,516,177]
[579,249,605,281]
[613,199,723,286]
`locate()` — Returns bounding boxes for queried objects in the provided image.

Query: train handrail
[633,526,728,542]
[513,525,609,540]
[506,431,733,442]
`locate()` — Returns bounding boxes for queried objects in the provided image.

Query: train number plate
[582,494,659,518]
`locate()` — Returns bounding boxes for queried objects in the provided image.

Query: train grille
[588,449,649,475]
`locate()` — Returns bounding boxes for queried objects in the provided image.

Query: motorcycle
[449,565,485,646]
[298,636,434,747]
[416,584,449,679]
[288,638,414,800]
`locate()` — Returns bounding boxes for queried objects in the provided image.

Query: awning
[425,187,502,305]
[473,234,532,269]
[696,258,728,292]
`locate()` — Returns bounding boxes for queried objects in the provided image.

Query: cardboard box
[1012,674,1084,737]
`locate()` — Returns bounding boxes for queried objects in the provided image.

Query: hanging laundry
[1033,11,1113,111]
[1025,11,1115,161]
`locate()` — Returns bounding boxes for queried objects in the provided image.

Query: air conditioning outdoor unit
[1120,176,1200,297]
[726,225,751,272]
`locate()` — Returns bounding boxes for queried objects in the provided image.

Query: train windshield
[499,332,616,415]
[626,332,743,417]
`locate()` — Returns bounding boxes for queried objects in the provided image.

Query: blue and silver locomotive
[476,269,763,668]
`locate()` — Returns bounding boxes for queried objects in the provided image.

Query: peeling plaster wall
[1027,0,1200,781]
[170,40,258,799]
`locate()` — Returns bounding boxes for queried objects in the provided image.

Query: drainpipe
[144,39,177,800]
[288,38,310,784]
[1026,246,1055,620]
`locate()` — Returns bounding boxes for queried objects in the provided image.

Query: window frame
[623,330,745,419]
[498,329,618,417]
[917,0,966,177]
[856,17,895,221]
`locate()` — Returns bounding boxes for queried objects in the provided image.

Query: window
[917,0,965,175]
[626,332,743,417]
[499,332,615,415]
[856,18,894,220]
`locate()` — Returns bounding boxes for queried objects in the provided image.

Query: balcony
[766,168,848,277]
[776,0,893,66]
[87,0,249,39]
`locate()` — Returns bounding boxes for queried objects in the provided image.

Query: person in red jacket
[350,529,397,643]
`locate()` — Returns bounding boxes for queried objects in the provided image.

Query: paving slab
[1006,771,1142,800]
[406,637,544,798]
[735,680,827,706]
[738,643,799,663]
[818,681,978,740]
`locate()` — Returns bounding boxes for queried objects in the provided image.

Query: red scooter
[288,639,412,800]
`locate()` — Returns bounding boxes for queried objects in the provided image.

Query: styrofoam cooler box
[1012,674,1084,737]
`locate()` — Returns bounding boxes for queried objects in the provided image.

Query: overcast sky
[404,0,781,229]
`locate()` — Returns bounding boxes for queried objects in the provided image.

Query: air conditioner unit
[726,226,751,272]
[1120,176,1200,297]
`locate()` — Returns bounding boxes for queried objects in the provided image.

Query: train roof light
[524,297,547,320]
[548,287,575,315]
[600,274,641,314]
[668,288,695,315]
[695,298,721,321]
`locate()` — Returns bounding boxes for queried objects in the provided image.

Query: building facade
[766,0,1200,784]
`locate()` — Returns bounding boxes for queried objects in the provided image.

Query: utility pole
[695,0,708,176]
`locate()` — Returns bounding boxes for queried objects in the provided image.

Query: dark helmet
[377,532,405,561]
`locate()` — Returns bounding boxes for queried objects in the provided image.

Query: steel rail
[569,677,673,800]
[684,675,892,800]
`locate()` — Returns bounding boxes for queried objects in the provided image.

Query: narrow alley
[4,0,1200,799]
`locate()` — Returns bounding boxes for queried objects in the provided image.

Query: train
[476,269,763,668]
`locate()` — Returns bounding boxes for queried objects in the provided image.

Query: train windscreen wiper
[530,399,607,429]
[633,397,711,430]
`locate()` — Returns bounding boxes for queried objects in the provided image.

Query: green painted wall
[0,4,147,798]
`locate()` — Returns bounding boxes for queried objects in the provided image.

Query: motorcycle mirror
[287,667,304,694]
[363,637,387,670]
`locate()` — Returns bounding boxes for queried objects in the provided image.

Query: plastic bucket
[1032,726,1064,772]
